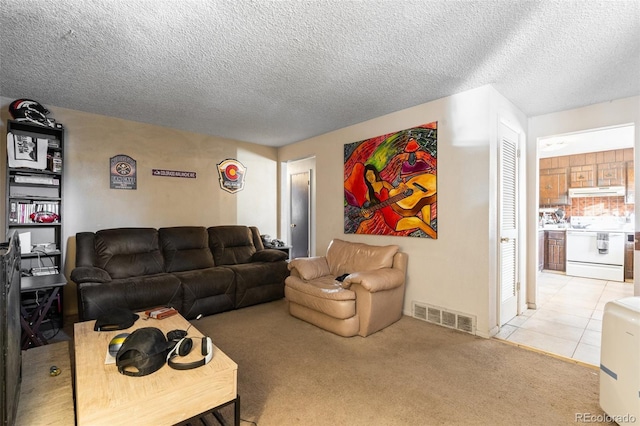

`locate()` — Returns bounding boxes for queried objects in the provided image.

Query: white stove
[566,216,628,282]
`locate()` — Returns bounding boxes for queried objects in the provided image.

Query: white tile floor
[495,271,634,366]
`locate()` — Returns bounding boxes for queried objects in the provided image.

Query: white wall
[527,96,640,301]
[1,97,280,315]
[279,85,527,337]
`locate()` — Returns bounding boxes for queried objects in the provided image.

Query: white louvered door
[499,122,519,326]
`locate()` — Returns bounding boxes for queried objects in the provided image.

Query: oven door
[566,231,625,265]
[566,231,625,281]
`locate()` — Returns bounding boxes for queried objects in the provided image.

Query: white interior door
[499,122,520,325]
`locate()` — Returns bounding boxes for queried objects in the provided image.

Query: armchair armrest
[343,268,404,292]
[251,249,288,262]
[70,266,112,284]
[288,256,330,280]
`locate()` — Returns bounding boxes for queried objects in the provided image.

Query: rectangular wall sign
[152,169,197,178]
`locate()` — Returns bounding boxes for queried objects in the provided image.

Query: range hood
[568,186,626,198]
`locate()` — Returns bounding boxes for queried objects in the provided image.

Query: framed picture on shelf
[6,133,48,169]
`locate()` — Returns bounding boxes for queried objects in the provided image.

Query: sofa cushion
[94,228,164,279]
[325,239,399,276]
[251,249,287,263]
[159,227,215,272]
[175,267,236,319]
[208,226,256,265]
[70,266,112,283]
[77,273,182,321]
[224,261,289,309]
[288,256,330,281]
[285,276,356,319]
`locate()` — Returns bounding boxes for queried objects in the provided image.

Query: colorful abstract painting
[344,122,437,238]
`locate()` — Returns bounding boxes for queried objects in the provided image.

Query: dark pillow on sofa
[70,266,112,283]
[251,249,287,263]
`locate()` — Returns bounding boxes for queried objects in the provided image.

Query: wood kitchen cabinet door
[544,231,566,272]
[540,167,569,205]
[570,164,595,188]
[597,161,625,186]
[625,238,634,280]
[538,230,545,271]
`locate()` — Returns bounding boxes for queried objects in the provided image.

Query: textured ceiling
[1,1,639,147]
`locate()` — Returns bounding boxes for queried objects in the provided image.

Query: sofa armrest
[70,266,112,283]
[251,249,288,262]
[287,256,330,280]
[343,268,404,292]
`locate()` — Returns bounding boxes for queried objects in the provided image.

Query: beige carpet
[195,299,606,426]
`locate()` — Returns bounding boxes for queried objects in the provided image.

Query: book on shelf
[9,201,60,224]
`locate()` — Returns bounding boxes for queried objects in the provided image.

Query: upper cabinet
[596,150,626,187]
[540,157,569,205]
[541,148,634,206]
[569,164,595,188]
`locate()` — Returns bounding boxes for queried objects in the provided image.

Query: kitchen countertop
[539,224,635,233]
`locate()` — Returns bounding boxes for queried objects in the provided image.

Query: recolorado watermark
[576,412,637,423]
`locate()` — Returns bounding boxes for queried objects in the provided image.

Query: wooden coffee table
[74,313,238,425]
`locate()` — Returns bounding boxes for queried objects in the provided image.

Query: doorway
[498,121,521,326]
[285,156,315,259]
[496,123,635,366]
[290,172,310,259]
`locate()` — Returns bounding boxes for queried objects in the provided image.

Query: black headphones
[166,329,213,370]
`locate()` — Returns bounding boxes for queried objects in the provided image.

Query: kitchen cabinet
[540,148,634,207]
[540,167,569,205]
[544,230,566,272]
[538,230,545,271]
[625,234,634,280]
[626,161,634,204]
[597,161,626,187]
[569,164,595,188]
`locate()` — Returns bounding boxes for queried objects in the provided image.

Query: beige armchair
[284,239,408,337]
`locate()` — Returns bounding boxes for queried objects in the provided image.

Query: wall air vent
[427,307,442,324]
[412,301,477,335]
[413,303,427,321]
[442,311,456,328]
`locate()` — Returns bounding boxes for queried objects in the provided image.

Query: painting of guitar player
[344,122,437,238]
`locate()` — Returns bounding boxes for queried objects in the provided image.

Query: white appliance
[569,186,626,198]
[600,297,640,425]
[566,230,625,282]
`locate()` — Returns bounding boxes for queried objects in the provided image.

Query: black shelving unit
[5,120,65,331]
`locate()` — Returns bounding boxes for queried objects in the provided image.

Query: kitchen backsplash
[541,196,634,218]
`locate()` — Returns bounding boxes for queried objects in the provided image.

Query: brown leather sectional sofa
[71,225,289,321]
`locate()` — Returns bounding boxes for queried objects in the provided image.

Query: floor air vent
[412,301,477,335]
